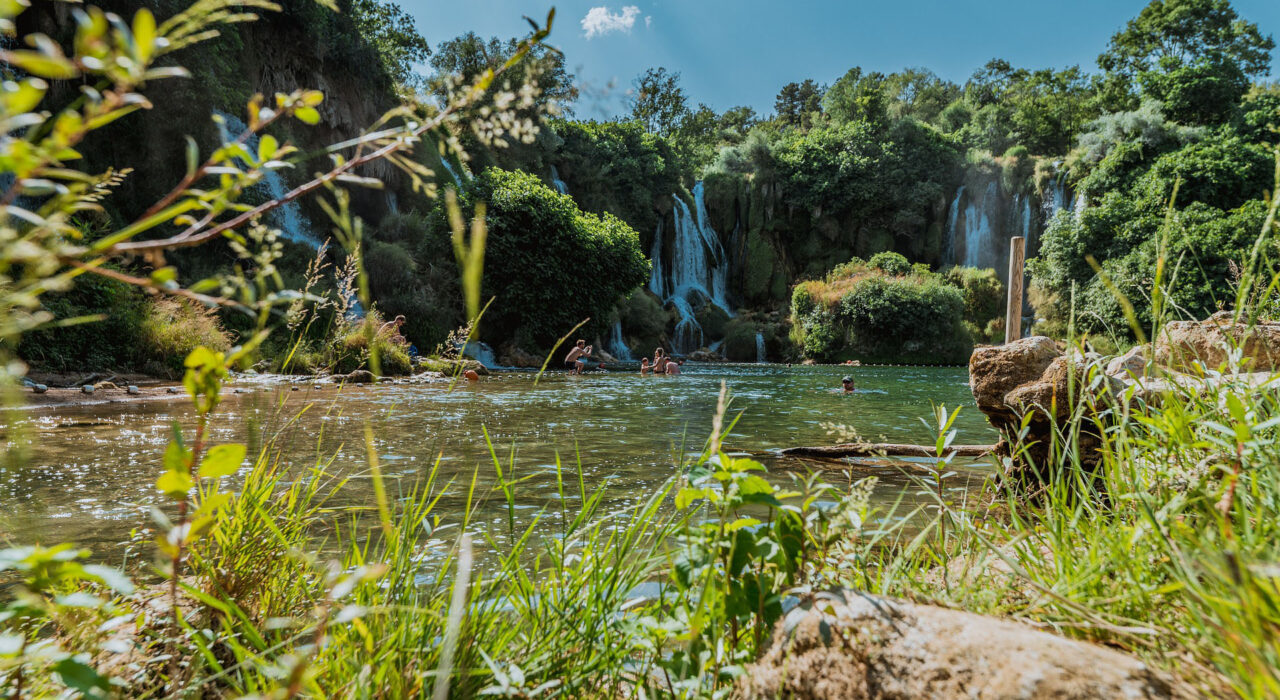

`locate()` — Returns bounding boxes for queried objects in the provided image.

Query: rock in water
[969,336,1060,420]
[737,590,1194,700]
[345,370,375,384]
[32,384,48,394]
[127,385,140,395]
[81,385,95,395]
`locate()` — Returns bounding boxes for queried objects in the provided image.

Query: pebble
[32,384,48,394]
[166,387,181,394]
[291,386,300,392]
[313,384,322,390]
[81,385,95,394]
[127,385,140,395]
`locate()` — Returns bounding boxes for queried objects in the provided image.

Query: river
[4,364,997,557]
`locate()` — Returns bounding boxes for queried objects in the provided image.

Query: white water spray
[550,165,569,195]
[214,111,317,249]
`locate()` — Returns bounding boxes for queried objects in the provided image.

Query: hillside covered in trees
[16,0,1280,372]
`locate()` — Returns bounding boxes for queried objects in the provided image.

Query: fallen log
[780,442,996,460]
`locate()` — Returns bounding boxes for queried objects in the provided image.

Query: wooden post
[1005,236,1025,344]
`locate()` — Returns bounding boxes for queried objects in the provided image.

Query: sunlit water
[4,364,996,559]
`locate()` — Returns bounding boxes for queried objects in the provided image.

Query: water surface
[4,364,996,556]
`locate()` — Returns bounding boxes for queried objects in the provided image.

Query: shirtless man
[841,376,855,393]
[564,339,592,375]
[665,359,682,375]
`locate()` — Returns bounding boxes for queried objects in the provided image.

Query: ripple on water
[9,364,995,555]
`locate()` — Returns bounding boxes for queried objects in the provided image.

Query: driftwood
[780,442,996,460]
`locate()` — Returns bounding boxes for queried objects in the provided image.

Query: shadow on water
[3,363,996,557]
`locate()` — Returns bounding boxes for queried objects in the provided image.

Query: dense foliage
[790,259,995,364]
[425,169,650,350]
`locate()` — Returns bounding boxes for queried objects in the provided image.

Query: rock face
[499,344,543,369]
[1156,311,1280,372]
[737,590,1193,700]
[1106,344,1149,377]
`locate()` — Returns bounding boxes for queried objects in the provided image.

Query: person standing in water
[564,340,592,375]
[652,347,667,375]
[665,358,682,375]
[841,376,855,393]
[640,358,652,375]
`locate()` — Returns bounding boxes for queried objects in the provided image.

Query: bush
[427,168,650,350]
[17,273,149,372]
[139,298,234,377]
[329,312,414,376]
[722,318,759,361]
[790,262,972,364]
[943,266,1005,340]
[620,291,670,356]
[868,251,911,276]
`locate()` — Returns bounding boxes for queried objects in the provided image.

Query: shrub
[790,262,972,364]
[943,266,1005,341]
[139,298,233,377]
[868,251,911,276]
[427,168,650,350]
[722,318,759,361]
[329,312,414,376]
[17,273,149,372]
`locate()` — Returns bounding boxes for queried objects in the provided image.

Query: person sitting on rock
[564,340,592,375]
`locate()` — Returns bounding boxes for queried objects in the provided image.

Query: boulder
[1003,356,1124,422]
[1106,344,1149,377]
[498,344,543,369]
[968,336,1061,419]
[345,369,376,384]
[737,589,1193,700]
[687,350,725,362]
[1155,311,1280,372]
[32,384,48,394]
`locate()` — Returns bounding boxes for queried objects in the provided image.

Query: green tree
[630,67,689,137]
[426,169,650,349]
[347,0,432,89]
[429,31,578,114]
[823,67,888,126]
[774,79,824,128]
[1098,0,1274,116]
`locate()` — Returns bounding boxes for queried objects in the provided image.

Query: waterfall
[607,320,633,361]
[653,182,733,354]
[1073,192,1088,223]
[755,332,766,363]
[460,341,500,369]
[648,220,666,298]
[550,165,569,195]
[961,181,998,269]
[214,111,317,249]
[385,191,399,215]
[943,186,965,263]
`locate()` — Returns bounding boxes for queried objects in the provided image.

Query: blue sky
[405,0,1280,120]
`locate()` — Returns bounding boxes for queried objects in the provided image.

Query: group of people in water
[563,339,684,375]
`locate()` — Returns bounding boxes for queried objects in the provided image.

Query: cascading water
[652,182,733,354]
[648,220,666,298]
[214,111,317,249]
[550,165,569,195]
[459,341,500,369]
[960,182,998,269]
[755,332,766,363]
[607,320,633,361]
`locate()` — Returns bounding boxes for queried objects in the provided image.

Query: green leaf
[675,487,704,510]
[163,438,190,473]
[198,444,246,479]
[82,564,135,595]
[0,77,46,114]
[53,657,111,697]
[132,8,156,62]
[294,106,321,125]
[150,266,177,285]
[156,469,193,498]
[0,50,78,79]
[257,133,278,162]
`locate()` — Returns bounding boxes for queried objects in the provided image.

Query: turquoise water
[3,364,996,556]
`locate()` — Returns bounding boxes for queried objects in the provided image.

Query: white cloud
[645,15,652,28]
[581,5,641,39]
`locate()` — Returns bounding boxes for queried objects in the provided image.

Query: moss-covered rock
[621,291,671,356]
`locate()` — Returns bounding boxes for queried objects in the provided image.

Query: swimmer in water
[841,375,855,393]
[640,358,651,375]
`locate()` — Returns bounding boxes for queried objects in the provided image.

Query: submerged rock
[738,590,1194,700]
[345,369,376,384]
